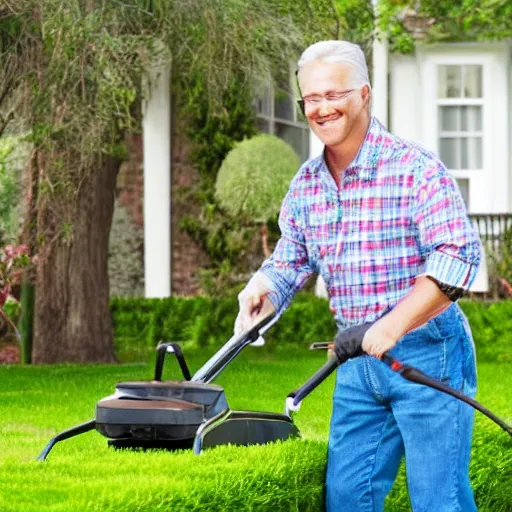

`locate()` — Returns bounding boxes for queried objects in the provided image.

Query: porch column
[142,65,171,298]
[371,0,389,127]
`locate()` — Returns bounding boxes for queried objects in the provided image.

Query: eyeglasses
[297,89,356,114]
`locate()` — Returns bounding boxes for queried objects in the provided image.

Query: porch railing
[468,213,512,300]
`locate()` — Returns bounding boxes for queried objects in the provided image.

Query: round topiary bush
[215,134,300,224]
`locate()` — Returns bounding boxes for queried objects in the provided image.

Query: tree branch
[0,75,16,110]
[0,111,15,138]
[330,0,341,39]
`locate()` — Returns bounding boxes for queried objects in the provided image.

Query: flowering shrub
[0,245,32,346]
[0,245,31,306]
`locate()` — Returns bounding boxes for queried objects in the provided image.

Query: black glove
[334,323,373,364]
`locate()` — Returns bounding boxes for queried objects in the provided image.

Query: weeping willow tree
[0,0,371,363]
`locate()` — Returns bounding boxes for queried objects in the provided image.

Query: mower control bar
[191,312,278,384]
[286,324,371,416]
[286,358,338,415]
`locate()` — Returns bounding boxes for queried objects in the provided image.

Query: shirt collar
[321,117,385,182]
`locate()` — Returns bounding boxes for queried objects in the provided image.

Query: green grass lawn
[0,349,511,511]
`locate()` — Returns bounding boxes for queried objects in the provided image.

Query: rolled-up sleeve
[413,162,481,289]
[259,188,314,312]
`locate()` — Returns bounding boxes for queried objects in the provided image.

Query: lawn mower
[38,311,299,461]
[38,314,511,462]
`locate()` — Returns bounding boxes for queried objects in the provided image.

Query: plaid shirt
[260,118,481,328]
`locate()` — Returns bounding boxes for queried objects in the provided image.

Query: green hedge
[111,295,512,362]
[110,293,339,360]
[457,300,512,362]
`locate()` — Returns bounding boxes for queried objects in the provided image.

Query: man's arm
[236,186,314,333]
[362,275,451,357]
[363,162,481,357]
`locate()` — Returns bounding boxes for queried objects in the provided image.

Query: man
[235,41,481,511]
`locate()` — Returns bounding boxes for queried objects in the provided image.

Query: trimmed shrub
[215,134,300,224]
[459,300,512,362]
[111,295,512,363]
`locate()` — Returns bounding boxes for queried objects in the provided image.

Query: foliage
[110,294,512,363]
[181,211,260,295]
[179,76,261,292]
[334,0,375,50]
[0,0,362,360]
[0,137,25,246]
[215,134,300,224]
[378,0,512,54]
[108,200,144,298]
[0,358,510,510]
[0,245,31,307]
[0,0,331,285]
[183,76,258,192]
[0,244,32,346]
[178,0,363,292]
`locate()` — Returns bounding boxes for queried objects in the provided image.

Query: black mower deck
[37,314,301,460]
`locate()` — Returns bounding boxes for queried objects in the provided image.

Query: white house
[142,39,511,296]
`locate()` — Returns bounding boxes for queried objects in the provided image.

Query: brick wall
[116,131,209,297]
[169,125,210,295]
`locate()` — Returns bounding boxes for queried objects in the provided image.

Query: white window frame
[438,65,485,209]
[255,75,310,162]
[420,46,509,214]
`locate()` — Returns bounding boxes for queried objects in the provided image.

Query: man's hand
[334,323,372,362]
[362,275,453,358]
[234,272,276,337]
[361,320,400,359]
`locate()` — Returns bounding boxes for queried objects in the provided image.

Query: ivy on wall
[178,0,512,293]
[378,0,512,53]
[178,0,376,293]
[178,75,260,294]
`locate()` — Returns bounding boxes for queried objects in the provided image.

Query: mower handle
[191,311,278,384]
[286,357,339,417]
[154,342,191,381]
[286,349,512,437]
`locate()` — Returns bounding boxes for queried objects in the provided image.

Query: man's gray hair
[297,41,371,89]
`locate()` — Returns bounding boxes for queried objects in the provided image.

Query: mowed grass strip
[0,349,510,512]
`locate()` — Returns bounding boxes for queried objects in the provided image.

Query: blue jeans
[326,304,477,512]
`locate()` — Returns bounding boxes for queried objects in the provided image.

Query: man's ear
[362,84,371,106]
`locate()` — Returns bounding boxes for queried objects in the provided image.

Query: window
[455,178,470,208]
[422,47,509,214]
[436,64,485,211]
[255,79,310,162]
[437,65,483,174]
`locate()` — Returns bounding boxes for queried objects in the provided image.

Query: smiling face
[298,60,370,151]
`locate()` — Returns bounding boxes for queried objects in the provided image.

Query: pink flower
[0,288,10,307]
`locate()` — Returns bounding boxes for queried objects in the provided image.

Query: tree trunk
[32,157,119,363]
[19,150,41,364]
